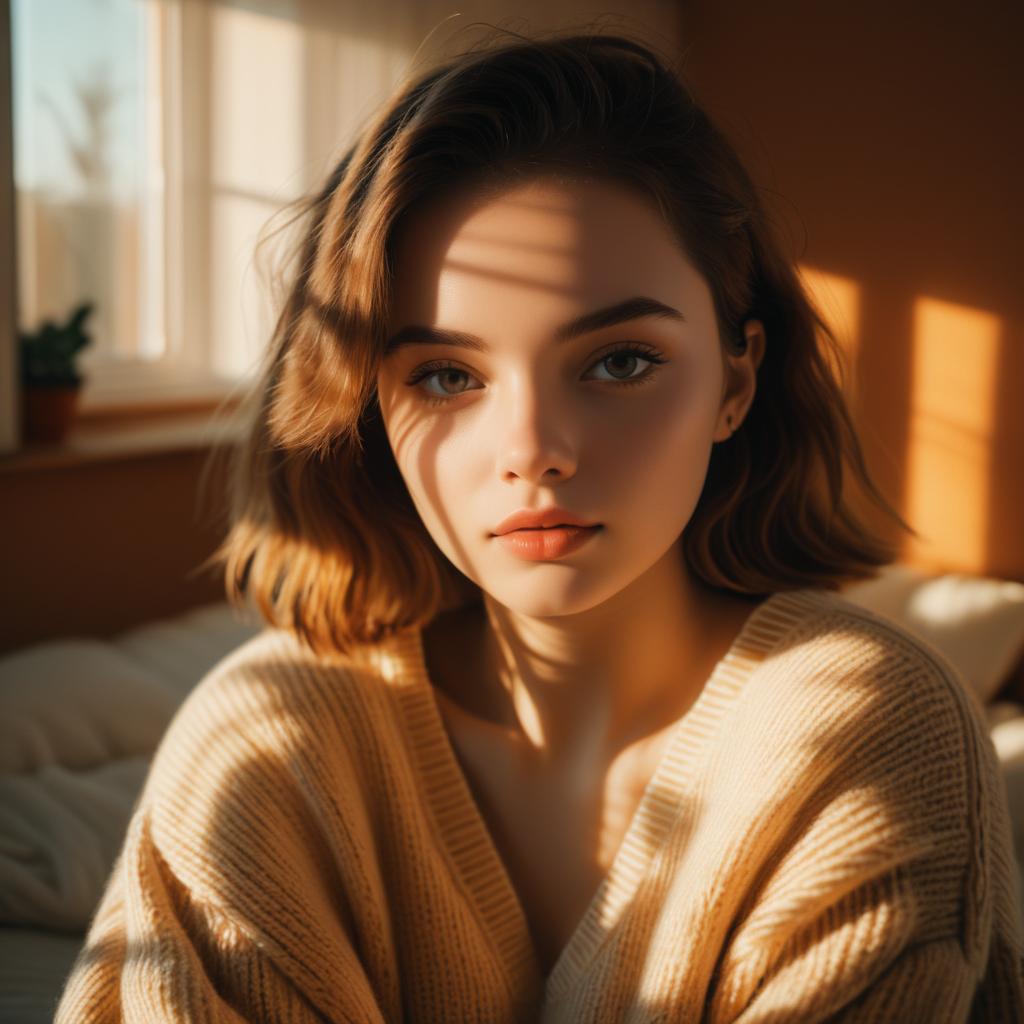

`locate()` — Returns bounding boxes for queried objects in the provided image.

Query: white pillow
[0,603,262,776]
[0,602,261,931]
[0,641,179,775]
[841,565,1024,705]
[113,602,261,701]
[0,756,150,929]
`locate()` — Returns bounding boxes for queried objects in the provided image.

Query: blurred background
[1,0,1021,651]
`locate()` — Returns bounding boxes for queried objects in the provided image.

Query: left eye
[586,348,658,382]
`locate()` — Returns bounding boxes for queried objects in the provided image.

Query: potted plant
[19,301,96,443]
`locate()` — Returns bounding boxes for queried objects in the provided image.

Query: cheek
[598,380,718,490]
[390,424,479,541]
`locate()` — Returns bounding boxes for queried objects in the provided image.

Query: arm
[706,799,1022,1022]
[719,869,980,1023]
[55,810,388,1024]
[704,640,1024,1023]
[825,936,976,1022]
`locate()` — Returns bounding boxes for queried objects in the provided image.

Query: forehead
[386,176,706,332]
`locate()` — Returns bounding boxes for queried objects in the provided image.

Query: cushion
[841,565,1024,705]
[112,602,262,702]
[0,602,261,931]
[0,757,149,930]
[0,641,179,775]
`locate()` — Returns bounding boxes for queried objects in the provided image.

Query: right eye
[407,362,483,404]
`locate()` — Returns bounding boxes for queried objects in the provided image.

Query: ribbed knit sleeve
[54,809,385,1023]
[696,634,1024,1023]
[53,637,394,1023]
[711,864,981,1022]
[793,937,976,1022]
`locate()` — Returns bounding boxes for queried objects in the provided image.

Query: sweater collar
[371,588,824,1001]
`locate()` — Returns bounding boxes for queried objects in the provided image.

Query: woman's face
[376,175,744,618]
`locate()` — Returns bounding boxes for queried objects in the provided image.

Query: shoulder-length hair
[204,27,914,658]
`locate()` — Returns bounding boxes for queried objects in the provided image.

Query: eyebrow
[383,295,686,356]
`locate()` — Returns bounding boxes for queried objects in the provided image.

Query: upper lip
[492,507,600,536]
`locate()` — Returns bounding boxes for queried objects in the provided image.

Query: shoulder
[731,588,1018,955]
[150,628,375,762]
[119,628,411,938]
[752,587,981,723]
[731,587,997,850]
[739,586,999,839]
[745,588,996,789]
[136,626,403,839]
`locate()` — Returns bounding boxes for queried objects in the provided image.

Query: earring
[726,414,734,435]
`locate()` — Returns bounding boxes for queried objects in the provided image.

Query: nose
[494,378,578,484]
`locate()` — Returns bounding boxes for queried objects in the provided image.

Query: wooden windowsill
[75,393,244,425]
[0,398,249,474]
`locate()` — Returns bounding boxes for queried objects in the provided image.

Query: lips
[494,523,602,560]
[492,506,600,536]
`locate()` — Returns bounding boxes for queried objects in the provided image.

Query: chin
[484,576,627,620]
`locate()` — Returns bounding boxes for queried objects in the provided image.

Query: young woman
[57,28,1022,1023]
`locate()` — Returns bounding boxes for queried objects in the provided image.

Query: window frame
[8,0,250,421]
[77,0,241,413]
[1,0,16,451]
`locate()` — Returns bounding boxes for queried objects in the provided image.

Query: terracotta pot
[21,384,82,443]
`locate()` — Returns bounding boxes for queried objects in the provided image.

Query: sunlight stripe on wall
[796,265,861,403]
[906,297,1000,573]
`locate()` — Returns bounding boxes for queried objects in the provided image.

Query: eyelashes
[405,342,669,407]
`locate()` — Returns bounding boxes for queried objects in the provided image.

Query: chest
[435,695,670,976]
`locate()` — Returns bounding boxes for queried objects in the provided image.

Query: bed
[2,567,1023,1022]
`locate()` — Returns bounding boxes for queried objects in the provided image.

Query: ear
[713,319,766,442]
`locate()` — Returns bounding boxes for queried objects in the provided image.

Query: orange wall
[680,0,1023,580]
[0,447,231,653]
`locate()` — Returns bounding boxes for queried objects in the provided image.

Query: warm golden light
[796,265,861,399]
[207,6,306,378]
[906,297,1001,573]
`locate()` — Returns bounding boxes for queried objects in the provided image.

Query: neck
[431,546,763,769]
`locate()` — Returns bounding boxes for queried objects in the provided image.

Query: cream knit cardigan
[55,589,1024,1022]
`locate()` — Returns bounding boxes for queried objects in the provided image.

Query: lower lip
[494,525,602,560]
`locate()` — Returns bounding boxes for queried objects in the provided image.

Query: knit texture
[54,588,1024,1022]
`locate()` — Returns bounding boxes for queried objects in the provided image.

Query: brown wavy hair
[203,26,915,658]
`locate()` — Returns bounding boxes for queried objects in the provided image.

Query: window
[7,0,681,423]
[10,0,296,412]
